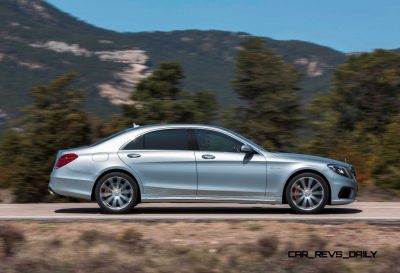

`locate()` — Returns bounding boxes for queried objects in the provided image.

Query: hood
[272,152,351,167]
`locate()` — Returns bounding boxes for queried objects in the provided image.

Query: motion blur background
[0,0,399,203]
[0,1,399,273]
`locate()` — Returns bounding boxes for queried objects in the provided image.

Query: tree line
[0,37,399,202]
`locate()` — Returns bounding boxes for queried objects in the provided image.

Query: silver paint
[49,124,357,208]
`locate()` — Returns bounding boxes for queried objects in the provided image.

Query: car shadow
[54,206,362,215]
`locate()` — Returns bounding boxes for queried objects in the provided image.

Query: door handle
[202,154,215,159]
[127,153,141,158]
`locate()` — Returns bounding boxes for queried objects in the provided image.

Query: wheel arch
[282,169,331,205]
[91,168,142,202]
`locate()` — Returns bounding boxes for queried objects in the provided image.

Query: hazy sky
[45,0,400,52]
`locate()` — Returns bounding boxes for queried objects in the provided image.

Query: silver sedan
[49,124,358,213]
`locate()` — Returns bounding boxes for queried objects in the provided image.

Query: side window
[124,135,144,150]
[145,129,189,150]
[194,129,243,153]
[124,129,190,150]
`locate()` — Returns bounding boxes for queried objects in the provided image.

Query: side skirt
[141,195,281,204]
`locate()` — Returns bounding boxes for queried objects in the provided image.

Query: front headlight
[327,164,351,178]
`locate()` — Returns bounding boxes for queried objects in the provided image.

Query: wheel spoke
[290,177,325,210]
[106,178,114,187]
[309,178,316,189]
[120,195,129,201]
[103,184,113,191]
[301,198,307,207]
[100,176,134,210]
[310,182,320,191]
[310,195,320,203]
[112,197,117,207]
[101,191,109,198]
[296,196,305,204]
[105,196,113,204]
[308,197,315,207]
[300,179,306,190]
[306,178,311,189]
[294,192,303,197]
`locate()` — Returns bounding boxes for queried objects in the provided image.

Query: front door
[193,129,267,198]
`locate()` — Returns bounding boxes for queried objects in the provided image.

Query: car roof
[131,124,223,130]
[91,123,267,154]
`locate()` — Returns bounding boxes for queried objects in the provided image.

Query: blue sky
[46,0,399,52]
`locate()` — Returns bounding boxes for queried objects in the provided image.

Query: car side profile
[49,124,358,214]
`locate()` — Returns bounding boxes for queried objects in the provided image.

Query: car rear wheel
[286,173,329,214]
[95,172,139,214]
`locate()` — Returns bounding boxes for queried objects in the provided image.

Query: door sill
[141,196,280,204]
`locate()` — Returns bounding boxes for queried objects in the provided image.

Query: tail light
[55,153,78,169]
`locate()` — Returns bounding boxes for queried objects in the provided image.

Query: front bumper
[325,171,358,205]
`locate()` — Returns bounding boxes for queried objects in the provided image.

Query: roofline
[124,123,268,154]
[130,123,224,130]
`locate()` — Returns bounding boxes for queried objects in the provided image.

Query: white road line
[0,202,399,221]
[0,203,400,209]
[0,216,399,220]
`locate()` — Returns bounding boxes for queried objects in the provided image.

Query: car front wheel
[286,173,329,214]
[95,172,139,214]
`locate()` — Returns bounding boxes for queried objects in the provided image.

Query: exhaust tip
[48,186,56,195]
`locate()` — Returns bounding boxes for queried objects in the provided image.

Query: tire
[285,172,329,214]
[95,172,139,214]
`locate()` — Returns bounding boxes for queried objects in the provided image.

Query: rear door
[193,129,267,198]
[118,129,197,197]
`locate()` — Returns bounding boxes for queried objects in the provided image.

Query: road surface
[0,202,399,222]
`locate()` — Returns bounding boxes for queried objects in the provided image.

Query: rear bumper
[49,171,94,200]
[48,185,56,196]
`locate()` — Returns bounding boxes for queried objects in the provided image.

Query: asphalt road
[0,202,399,222]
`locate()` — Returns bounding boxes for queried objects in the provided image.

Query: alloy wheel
[99,176,134,210]
[290,177,325,211]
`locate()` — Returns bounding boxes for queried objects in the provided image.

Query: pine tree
[306,50,400,183]
[0,129,21,189]
[224,37,302,151]
[373,114,400,189]
[122,62,217,125]
[0,73,93,202]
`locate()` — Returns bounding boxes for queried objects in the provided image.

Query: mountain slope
[0,0,347,125]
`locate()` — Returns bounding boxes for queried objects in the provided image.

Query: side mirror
[240,144,254,154]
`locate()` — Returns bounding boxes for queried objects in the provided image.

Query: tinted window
[145,129,189,150]
[124,129,190,150]
[124,135,144,150]
[194,129,243,153]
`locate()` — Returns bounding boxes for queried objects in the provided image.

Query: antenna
[132,123,140,128]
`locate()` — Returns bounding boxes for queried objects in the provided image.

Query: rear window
[92,128,133,146]
[124,135,144,150]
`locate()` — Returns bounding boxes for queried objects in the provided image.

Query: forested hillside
[0,0,347,125]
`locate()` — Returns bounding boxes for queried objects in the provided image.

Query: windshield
[223,128,267,152]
